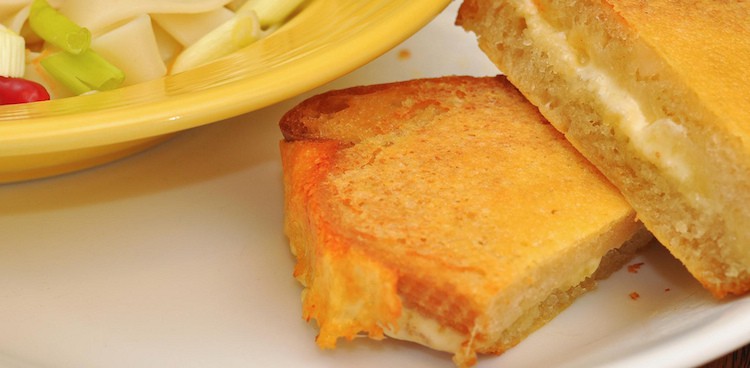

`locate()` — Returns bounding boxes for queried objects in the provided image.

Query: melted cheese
[384,307,465,354]
[519,0,698,197]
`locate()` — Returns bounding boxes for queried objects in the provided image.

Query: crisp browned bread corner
[278,75,652,366]
[457,0,750,298]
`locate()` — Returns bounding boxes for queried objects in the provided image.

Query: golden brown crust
[458,0,750,298]
[279,76,649,366]
[281,139,403,346]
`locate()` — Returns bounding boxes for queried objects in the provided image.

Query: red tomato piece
[0,76,51,105]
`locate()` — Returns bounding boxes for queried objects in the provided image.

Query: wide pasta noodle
[58,0,233,34]
[2,7,29,33]
[3,0,303,100]
[18,0,239,89]
[0,0,62,32]
[152,7,234,47]
[91,14,167,87]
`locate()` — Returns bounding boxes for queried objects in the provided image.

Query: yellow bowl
[0,0,450,183]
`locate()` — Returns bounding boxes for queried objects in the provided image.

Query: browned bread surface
[279,76,650,366]
[458,0,750,298]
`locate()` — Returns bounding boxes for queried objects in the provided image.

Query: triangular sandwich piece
[279,76,651,366]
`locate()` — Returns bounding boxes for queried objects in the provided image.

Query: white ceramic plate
[0,2,748,368]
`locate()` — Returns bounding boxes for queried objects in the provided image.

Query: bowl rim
[0,0,451,157]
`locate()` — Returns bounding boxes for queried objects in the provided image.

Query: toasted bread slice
[279,76,651,366]
[457,0,750,298]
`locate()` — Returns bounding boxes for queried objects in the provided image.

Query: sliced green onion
[243,0,306,28]
[169,7,261,74]
[29,0,91,54]
[0,25,25,78]
[40,49,125,95]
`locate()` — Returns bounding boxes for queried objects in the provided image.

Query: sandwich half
[279,76,651,366]
[457,0,750,298]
